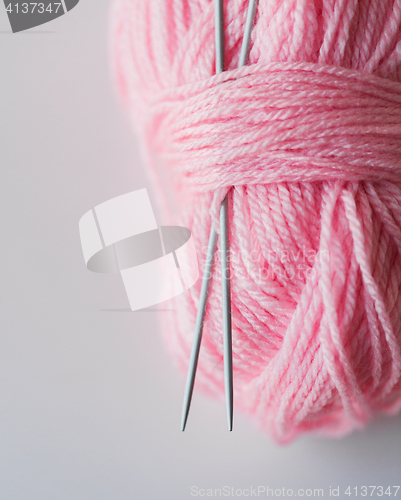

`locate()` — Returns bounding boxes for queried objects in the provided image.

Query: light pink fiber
[111,0,401,442]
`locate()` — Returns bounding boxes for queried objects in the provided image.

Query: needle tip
[181,414,188,432]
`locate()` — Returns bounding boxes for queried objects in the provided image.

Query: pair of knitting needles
[181,0,258,432]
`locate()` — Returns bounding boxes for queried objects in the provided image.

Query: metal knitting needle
[181,0,224,432]
[239,0,258,67]
[214,0,234,433]
[220,194,233,431]
[181,0,258,432]
[181,225,217,432]
[220,0,258,433]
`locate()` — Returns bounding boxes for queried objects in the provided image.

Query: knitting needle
[180,0,224,433]
[239,0,258,67]
[214,0,234,431]
[181,0,257,432]
[181,226,217,432]
[220,0,258,434]
[215,0,224,74]
[220,194,233,431]
[220,0,258,430]
[220,0,259,430]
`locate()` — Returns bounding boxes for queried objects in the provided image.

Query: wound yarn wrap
[112,0,401,442]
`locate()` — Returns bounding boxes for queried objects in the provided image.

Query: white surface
[95,189,157,246]
[1,2,400,500]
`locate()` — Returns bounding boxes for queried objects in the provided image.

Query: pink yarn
[111,0,401,442]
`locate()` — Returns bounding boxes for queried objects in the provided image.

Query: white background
[0,1,400,499]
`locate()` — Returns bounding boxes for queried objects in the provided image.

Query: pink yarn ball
[111,0,401,442]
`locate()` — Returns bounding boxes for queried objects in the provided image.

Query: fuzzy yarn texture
[111,0,401,442]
